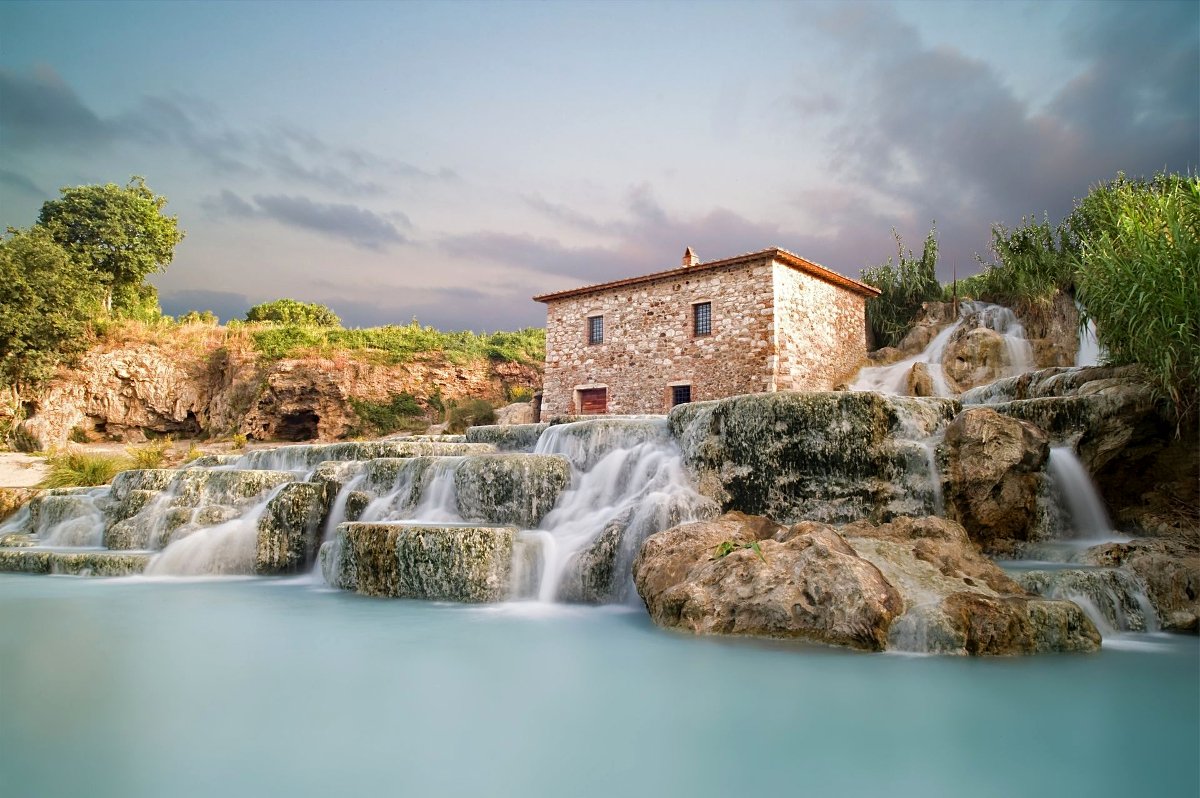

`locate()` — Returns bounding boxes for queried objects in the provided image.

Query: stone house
[533,247,880,416]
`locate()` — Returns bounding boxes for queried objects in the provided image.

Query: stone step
[321,522,517,602]
[0,547,152,576]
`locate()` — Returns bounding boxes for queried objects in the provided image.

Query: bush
[247,320,545,366]
[41,451,126,488]
[445,399,496,433]
[957,215,1075,310]
[178,310,219,325]
[183,444,203,464]
[230,433,248,450]
[860,228,942,347]
[126,437,170,469]
[349,393,427,436]
[506,385,534,403]
[68,426,90,444]
[245,299,341,327]
[1074,172,1200,421]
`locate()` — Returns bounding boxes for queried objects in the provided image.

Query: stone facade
[534,248,877,417]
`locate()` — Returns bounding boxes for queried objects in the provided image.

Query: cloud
[0,168,45,199]
[158,289,253,323]
[799,1,1199,277]
[251,194,407,249]
[0,65,108,149]
[0,66,454,197]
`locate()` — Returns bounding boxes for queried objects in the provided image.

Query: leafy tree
[245,298,341,327]
[37,176,184,315]
[0,226,102,398]
[178,309,219,325]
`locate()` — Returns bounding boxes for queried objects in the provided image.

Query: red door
[578,388,607,415]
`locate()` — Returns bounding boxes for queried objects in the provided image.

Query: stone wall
[540,254,872,416]
[540,258,776,416]
[773,263,869,390]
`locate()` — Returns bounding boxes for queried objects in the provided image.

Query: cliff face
[19,332,540,446]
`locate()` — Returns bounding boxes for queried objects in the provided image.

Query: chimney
[682,247,699,267]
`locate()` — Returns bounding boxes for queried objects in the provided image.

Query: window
[671,385,692,406]
[693,302,712,337]
[587,315,604,345]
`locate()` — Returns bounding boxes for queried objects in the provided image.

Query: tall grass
[1075,172,1200,421]
[860,228,942,347]
[41,451,127,488]
[957,216,1075,310]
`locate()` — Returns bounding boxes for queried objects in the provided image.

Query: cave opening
[276,411,320,441]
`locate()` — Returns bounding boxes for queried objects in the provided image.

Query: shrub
[1074,172,1200,421]
[126,437,171,469]
[957,215,1075,310]
[178,310,219,325]
[506,385,534,403]
[68,426,90,444]
[348,393,427,436]
[860,227,942,347]
[245,299,341,327]
[41,451,126,488]
[183,444,203,464]
[230,433,248,450]
[445,399,496,433]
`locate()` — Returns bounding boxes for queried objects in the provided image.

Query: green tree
[245,298,341,327]
[0,227,102,398]
[37,176,184,315]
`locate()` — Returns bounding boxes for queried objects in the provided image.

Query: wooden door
[578,388,607,415]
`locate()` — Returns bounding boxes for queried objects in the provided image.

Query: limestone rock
[0,548,151,576]
[669,392,959,525]
[494,402,535,426]
[907,363,935,397]
[454,454,570,528]
[633,512,904,651]
[842,516,1099,654]
[1078,539,1200,633]
[943,327,1011,392]
[942,407,1049,554]
[465,423,549,452]
[322,522,517,602]
[256,482,331,574]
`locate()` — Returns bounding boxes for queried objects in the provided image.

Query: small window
[671,385,692,406]
[587,315,604,345]
[693,302,712,337]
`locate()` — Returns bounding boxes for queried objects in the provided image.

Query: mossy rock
[454,454,570,528]
[669,392,959,525]
[255,482,331,575]
[0,548,151,576]
[111,469,176,501]
[465,424,549,452]
[324,522,516,602]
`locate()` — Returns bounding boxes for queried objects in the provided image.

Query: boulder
[942,407,1049,554]
[943,327,1010,392]
[907,363,935,397]
[494,402,535,426]
[842,516,1100,654]
[633,512,904,651]
[453,454,571,528]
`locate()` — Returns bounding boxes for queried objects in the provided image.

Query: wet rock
[942,407,1049,554]
[168,469,296,508]
[0,488,39,522]
[110,469,176,501]
[633,512,904,651]
[1016,568,1157,633]
[907,363,935,397]
[256,482,331,574]
[1078,539,1200,633]
[842,516,1099,654]
[943,327,1009,392]
[0,548,151,576]
[669,392,958,525]
[454,454,570,528]
[466,423,549,452]
[323,522,517,602]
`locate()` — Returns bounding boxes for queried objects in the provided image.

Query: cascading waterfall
[851,301,1034,397]
[530,419,714,602]
[1045,447,1119,544]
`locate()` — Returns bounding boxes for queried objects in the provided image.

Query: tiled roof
[532,247,880,302]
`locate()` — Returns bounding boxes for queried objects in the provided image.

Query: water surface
[1,575,1196,797]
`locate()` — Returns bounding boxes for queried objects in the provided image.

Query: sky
[1,0,1196,331]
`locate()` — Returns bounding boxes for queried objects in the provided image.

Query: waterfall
[851,301,1035,396]
[530,419,715,602]
[1045,447,1117,543]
